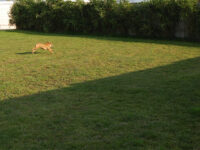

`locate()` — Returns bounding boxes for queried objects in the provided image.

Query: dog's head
[46,42,53,47]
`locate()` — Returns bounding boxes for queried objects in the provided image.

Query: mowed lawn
[0,30,200,150]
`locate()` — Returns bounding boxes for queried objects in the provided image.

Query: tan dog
[32,42,53,54]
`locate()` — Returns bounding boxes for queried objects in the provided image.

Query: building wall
[0,1,16,29]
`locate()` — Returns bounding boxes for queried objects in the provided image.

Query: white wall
[0,1,16,29]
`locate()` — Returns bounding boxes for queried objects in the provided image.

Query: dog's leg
[48,48,54,54]
[32,47,38,54]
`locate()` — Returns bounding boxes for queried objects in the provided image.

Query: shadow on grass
[16,52,40,55]
[0,57,200,150]
[16,52,32,55]
[5,30,200,48]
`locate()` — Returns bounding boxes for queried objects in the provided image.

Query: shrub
[10,0,200,40]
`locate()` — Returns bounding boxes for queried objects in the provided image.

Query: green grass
[0,30,200,150]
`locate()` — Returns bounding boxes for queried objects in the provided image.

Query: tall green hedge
[10,0,200,40]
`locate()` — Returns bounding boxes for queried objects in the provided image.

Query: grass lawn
[0,30,200,150]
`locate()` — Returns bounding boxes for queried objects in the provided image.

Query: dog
[32,42,53,54]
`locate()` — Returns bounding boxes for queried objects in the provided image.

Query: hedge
[10,0,200,40]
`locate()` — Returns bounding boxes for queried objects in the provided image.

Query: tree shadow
[0,57,199,149]
[5,30,200,48]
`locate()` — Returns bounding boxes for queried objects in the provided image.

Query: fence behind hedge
[10,0,200,41]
